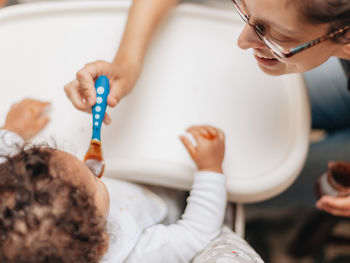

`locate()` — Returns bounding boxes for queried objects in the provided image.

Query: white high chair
[0,0,310,238]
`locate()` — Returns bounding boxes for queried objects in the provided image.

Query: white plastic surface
[0,1,310,203]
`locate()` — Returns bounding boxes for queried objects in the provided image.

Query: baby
[0,99,227,263]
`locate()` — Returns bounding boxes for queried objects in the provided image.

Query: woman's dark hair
[293,0,350,43]
[0,145,108,263]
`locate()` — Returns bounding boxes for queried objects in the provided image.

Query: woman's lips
[254,54,279,67]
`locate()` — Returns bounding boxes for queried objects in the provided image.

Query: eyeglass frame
[232,0,350,59]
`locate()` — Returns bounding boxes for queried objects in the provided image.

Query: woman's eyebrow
[266,20,299,36]
[241,0,298,36]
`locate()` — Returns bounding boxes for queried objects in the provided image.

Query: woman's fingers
[319,195,350,210]
[107,81,123,107]
[76,65,98,106]
[103,113,112,125]
[65,77,112,124]
[318,203,350,217]
[64,80,89,111]
[65,60,139,126]
[317,195,350,217]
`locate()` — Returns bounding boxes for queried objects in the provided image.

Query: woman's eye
[262,27,294,44]
[269,35,293,44]
[256,24,266,36]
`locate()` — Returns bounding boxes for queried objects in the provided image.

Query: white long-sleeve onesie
[0,129,263,263]
[125,171,226,263]
[0,129,226,262]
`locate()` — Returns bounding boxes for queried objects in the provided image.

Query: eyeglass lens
[233,0,285,58]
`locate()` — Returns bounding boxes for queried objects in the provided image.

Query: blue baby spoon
[84,76,110,178]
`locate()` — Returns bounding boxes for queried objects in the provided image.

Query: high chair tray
[0,1,310,203]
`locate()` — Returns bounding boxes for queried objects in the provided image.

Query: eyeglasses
[232,0,350,59]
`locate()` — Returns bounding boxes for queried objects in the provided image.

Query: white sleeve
[0,129,24,163]
[125,171,226,263]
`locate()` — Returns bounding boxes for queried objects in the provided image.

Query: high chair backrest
[0,1,310,203]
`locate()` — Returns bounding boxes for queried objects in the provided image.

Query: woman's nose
[237,24,265,50]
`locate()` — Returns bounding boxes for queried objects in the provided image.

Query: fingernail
[87,97,94,106]
[110,98,117,106]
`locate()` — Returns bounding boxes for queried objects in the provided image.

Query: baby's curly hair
[0,145,108,263]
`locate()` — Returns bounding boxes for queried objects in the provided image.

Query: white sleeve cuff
[193,170,226,183]
[0,129,24,158]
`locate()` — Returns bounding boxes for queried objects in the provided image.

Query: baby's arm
[126,126,226,263]
[0,99,50,158]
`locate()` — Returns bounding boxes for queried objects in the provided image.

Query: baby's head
[0,145,110,263]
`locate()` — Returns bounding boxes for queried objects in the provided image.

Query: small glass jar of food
[315,162,350,198]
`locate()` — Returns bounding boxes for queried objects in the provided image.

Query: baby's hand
[2,99,50,140]
[180,125,225,173]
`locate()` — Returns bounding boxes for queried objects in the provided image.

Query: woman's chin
[257,63,285,76]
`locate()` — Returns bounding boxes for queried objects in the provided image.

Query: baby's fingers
[217,128,225,141]
[34,116,50,131]
[205,126,218,138]
[34,101,51,116]
[198,126,213,139]
[23,116,50,140]
[20,99,50,117]
[186,126,203,142]
[180,135,196,159]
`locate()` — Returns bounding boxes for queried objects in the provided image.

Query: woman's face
[237,0,349,75]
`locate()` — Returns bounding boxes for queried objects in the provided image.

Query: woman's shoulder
[340,59,350,76]
[340,59,350,89]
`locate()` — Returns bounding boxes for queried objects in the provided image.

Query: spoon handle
[91,76,110,141]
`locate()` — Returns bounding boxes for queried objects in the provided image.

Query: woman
[64,0,350,217]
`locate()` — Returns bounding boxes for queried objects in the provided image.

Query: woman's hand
[2,99,50,141]
[180,125,225,173]
[316,161,350,217]
[64,59,141,125]
[316,195,350,217]
[64,0,178,124]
